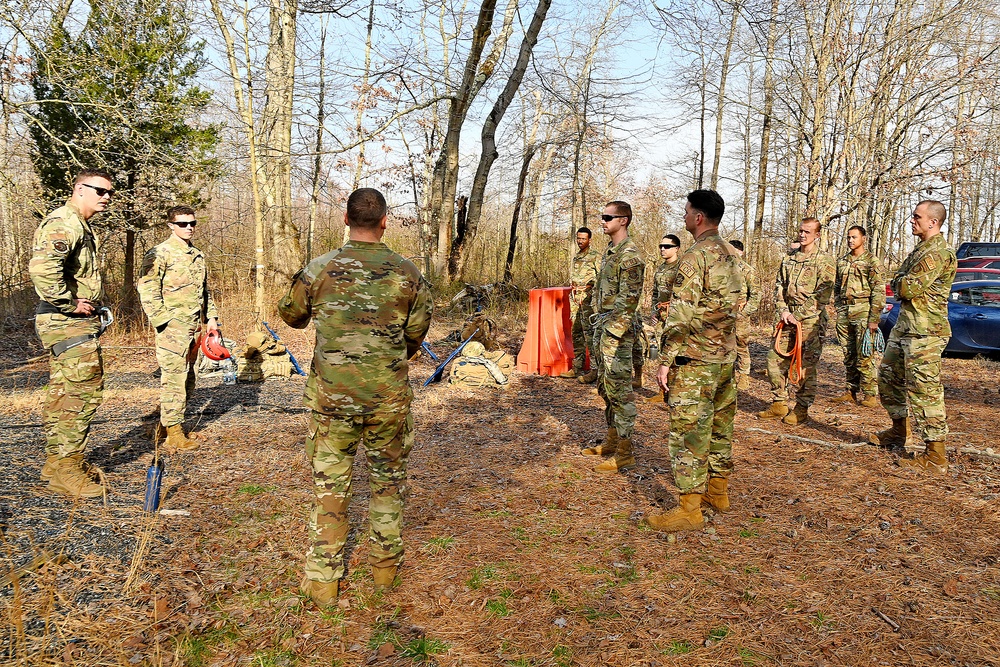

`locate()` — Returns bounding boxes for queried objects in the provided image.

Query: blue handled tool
[421,341,439,361]
[261,321,307,376]
[423,329,479,386]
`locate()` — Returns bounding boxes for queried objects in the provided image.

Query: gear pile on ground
[196,336,238,377]
[448,340,513,388]
[237,331,294,381]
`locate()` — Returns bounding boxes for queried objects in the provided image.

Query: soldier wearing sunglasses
[29,169,114,498]
[138,205,219,452]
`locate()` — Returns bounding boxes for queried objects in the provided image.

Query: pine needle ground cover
[1,317,998,666]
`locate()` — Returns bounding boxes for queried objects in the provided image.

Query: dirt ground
[1,315,999,667]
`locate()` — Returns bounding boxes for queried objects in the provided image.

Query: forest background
[1,0,999,323]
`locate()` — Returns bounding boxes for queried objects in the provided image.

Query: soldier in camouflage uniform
[646,190,745,533]
[279,188,432,606]
[560,227,601,383]
[644,235,681,403]
[729,240,761,391]
[758,218,836,426]
[138,205,219,452]
[29,169,114,498]
[870,200,956,474]
[580,201,645,473]
[833,226,885,407]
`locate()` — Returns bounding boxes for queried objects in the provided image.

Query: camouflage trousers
[766,316,826,407]
[735,313,751,376]
[304,409,414,583]
[836,305,878,397]
[667,360,735,493]
[569,300,595,372]
[878,333,948,442]
[155,320,199,427]
[632,317,648,376]
[35,313,104,457]
[593,326,637,439]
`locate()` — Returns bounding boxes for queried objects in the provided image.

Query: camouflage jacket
[891,234,956,338]
[774,248,835,322]
[592,236,645,338]
[738,258,761,317]
[659,231,745,366]
[835,249,886,326]
[28,201,104,313]
[570,247,601,307]
[652,260,680,321]
[278,240,433,416]
[137,234,218,328]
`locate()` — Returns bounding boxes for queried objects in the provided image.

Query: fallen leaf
[377,642,395,658]
[944,579,959,597]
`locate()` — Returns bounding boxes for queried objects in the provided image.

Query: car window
[952,289,972,304]
[982,288,1000,307]
[958,287,1000,307]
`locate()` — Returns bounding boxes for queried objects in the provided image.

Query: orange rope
[773,320,804,384]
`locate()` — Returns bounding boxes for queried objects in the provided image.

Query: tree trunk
[710,0,741,190]
[752,0,780,259]
[504,145,536,283]
[307,22,326,262]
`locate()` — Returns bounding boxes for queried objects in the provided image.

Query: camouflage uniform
[278,240,432,584]
[138,234,218,428]
[29,201,104,458]
[591,237,645,439]
[735,258,761,378]
[766,249,836,408]
[834,250,885,398]
[569,247,601,372]
[659,232,745,493]
[651,259,680,349]
[878,234,956,443]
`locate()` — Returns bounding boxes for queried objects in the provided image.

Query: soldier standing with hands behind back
[560,227,601,383]
[30,169,114,498]
[138,205,219,452]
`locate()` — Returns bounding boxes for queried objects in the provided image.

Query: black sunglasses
[600,214,626,222]
[80,183,116,197]
[172,220,197,228]
[660,243,678,249]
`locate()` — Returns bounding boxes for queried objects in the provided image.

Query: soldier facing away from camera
[728,239,761,391]
[279,188,433,607]
[30,169,114,498]
[138,205,219,452]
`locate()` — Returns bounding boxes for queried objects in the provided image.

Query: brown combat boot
[859,395,879,408]
[782,404,810,426]
[47,455,105,498]
[632,369,643,390]
[164,424,199,452]
[559,368,578,379]
[701,476,730,512]
[736,373,750,391]
[645,494,704,532]
[897,441,948,474]
[372,564,398,592]
[299,574,339,606]
[578,370,598,384]
[594,437,636,472]
[832,390,857,404]
[757,402,789,420]
[869,418,915,449]
[581,428,618,456]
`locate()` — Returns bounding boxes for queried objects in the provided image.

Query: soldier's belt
[50,307,114,358]
[36,300,100,317]
[838,295,872,305]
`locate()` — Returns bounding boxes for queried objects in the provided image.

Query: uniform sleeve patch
[52,240,69,254]
[620,257,641,271]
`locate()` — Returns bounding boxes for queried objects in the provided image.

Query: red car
[958,256,1000,270]
[954,268,1000,283]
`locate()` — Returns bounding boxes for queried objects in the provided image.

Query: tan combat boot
[897,441,948,474]
[632,369,643,390]
[868,418,915,449]
[578,370,598,384]
[164,424,199,452]
[757,402,789,420]
[300,574,339,606]
[859,395,879,408]
[645,494,704,532]
[40,455,59,481]
[559,368,578,379]
[832,390,857,404]
[701,476,730,512]
[581,428,618,456]
[372,565,398,592]
[47,455,105,498]
[782,404,810,426]
[594,437,636,472]
[735,373,751,391]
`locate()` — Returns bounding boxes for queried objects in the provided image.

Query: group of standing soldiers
[561,192,958,532]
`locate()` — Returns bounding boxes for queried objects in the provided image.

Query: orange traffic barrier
[517,287,578,376]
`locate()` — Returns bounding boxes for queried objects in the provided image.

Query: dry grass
[2,312,999,666]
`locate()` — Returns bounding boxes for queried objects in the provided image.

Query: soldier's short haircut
[577,227,592,238]
[687,189,725,223]
[847,225,867,237]
[728,239,744,252]
[918,199,947,224]
[347,188,388,229]
[74,169,113,185]
[664,234,681,246]
[605,200,632,223]
[166,205,196,222]
[801,217,822,231]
